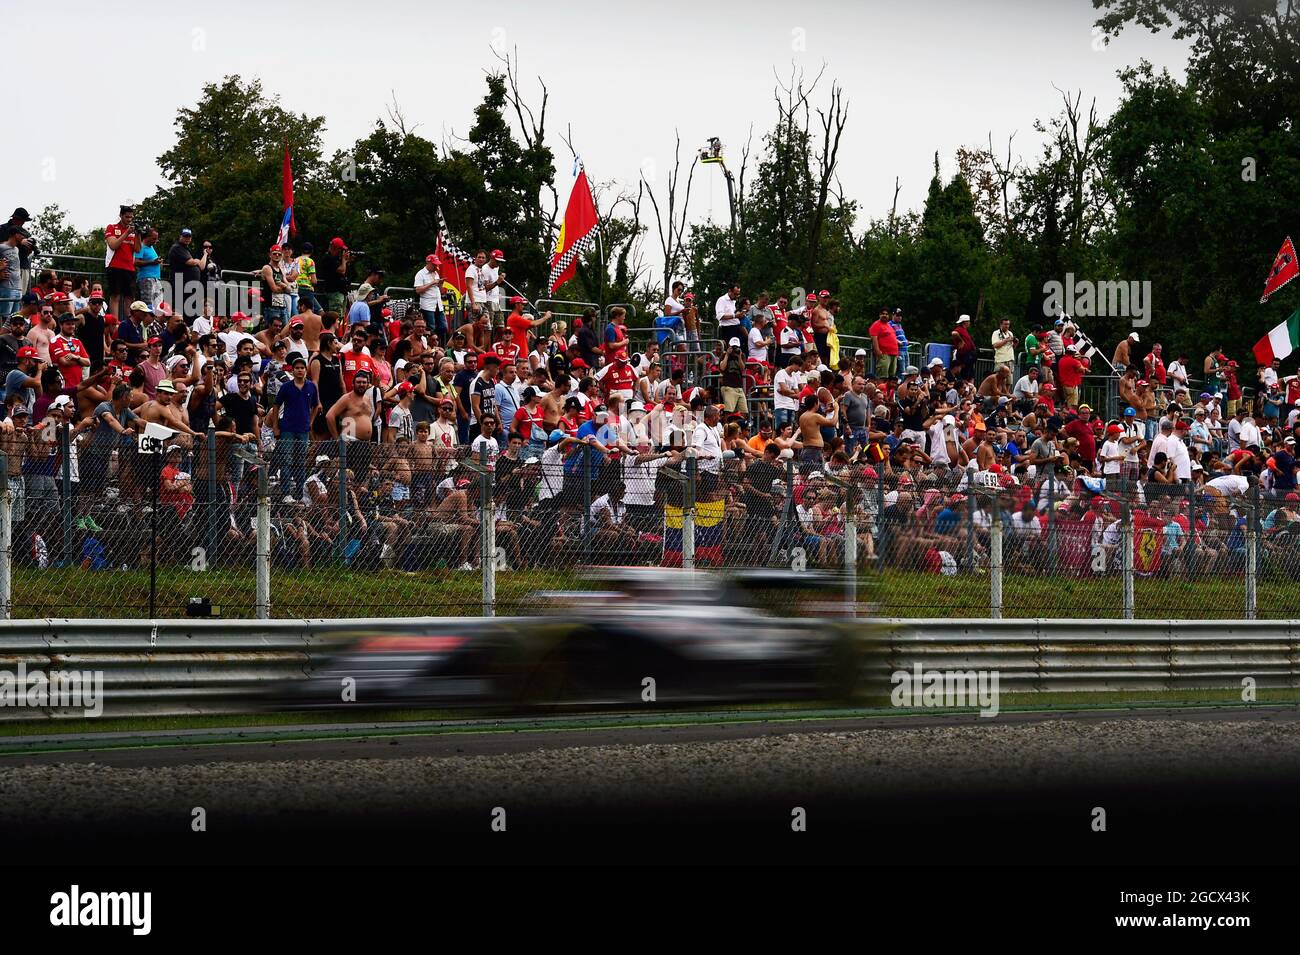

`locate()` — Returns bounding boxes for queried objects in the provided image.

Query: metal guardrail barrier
[0,617,1293,720]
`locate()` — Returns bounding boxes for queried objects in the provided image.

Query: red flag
[1260,236,1298,303]
[281,143,296,238]
[548,164,599,295]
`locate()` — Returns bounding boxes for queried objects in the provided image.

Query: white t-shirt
[664,296,685,317]
[538,445,565,501]
[219,330,258,362]
[715,294,738,325]
[1100,439,1123,475]
[748,326,769,363]
[464,265,484,306]
[622,454,666,506]
[773,368,802,411]
[780,325,803,356]
[691,422,724,473]
[1207,474,1248,495]
[927,422,951,465]
[414,267,443,312]
[479,264,500,306]
[192,315,213,337]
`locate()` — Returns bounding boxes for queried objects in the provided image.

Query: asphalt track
[2,702,1299,865]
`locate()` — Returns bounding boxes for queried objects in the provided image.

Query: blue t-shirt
[275,379,318,433]
[135,245,161,280]
[1271,450,1296,490]
[934,506,960,535]
[81,537,109,570]
[569,420,604,478]
[347,301,371,326]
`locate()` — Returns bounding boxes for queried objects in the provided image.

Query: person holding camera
[104,205,139,322]
[720,336,748,415]
[319,237,354,315]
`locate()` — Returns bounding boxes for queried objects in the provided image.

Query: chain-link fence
[0,425,1288,620]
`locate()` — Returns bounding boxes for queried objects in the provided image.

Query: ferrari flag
[1260,236,1299,303]
[276,143,296,247]
[548,160,598,295]
[435,207,473,301]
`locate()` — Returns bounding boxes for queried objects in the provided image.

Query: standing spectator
[199,240,221,308]
[991,318,1017,373]
[165,227,208,321]
[318,238,353,314]
[0,208,35,292]
[1113,332,1138,375]
[1143,342,1167,390]
[279,242,300,318]
[748,311,773,365]
[269,355,318,503]
[134,228,163,309]
[951,314,976,382]
[1168,352,1189,394]
[483,249,506,326]
[5,346,42,416]
[0,229,22,318]
[869,308,899,380]
[50,313,89,391]
[104,205,138,321]
[414,254,447,345]
[295,242,319,312]
[260,246,293,325]
[716,283,741,337]
[1056,344,1090,409]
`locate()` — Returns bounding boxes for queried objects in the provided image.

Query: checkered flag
[547,230,596,295]
[436,207,473,298]
[1070,327,1100,361]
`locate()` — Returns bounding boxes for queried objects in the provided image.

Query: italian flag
[1253,309,1300,365]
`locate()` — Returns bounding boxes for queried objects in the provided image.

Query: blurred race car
[276,568,870,711]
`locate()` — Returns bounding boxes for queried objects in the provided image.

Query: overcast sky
[8,0,1190,239]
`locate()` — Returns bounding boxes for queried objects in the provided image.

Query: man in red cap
[318,237,353,315]
[505,295,549,348]
[413,253,448,345]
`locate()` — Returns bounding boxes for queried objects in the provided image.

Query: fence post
[581,445,592,565]
[0,453,10,619]
[336,441,349,564]
[843,480,857,615]
[255,462,270,620]
[480,444,495,617]
[1121,486,1135,620]
[206,424,218,563]
[990,501,1003,619]
[59,422,72,568]
[1245,483,1259,620]
[682,454,697,570]
[1045,463,1057,565]
[965,465,976,573]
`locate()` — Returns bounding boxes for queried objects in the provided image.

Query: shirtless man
[456,311,493,354]
[138,379,200,445]
[428,474,477,567]
[797,394,838,465]
[541,376,568,431]
[326,368,376,478]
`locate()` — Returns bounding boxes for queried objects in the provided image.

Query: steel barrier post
[337,442,350,564]
[682,455,697,570]
[990,502,1003,619]
[0,454,10,619]
[1121,489,1135,620]
[966,465,976,573]
[59,423,72,568]
[1046,463,1057,564]
[255,463,270,620]
[480,445,495,617]
[843,482,857,615]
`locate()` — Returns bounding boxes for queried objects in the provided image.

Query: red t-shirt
[869,319,899,356]
[1057,354,1087,389]
[49,334,88,388]
[512,404,545,442]
[105,224,137,271]
[493,341,521,363]
[342,351,378,391]
[602,361,637,396]
[507,312,534,343]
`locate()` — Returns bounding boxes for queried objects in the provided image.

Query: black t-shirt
[743,459,781,517]
[219,392,258,434]
[80,311,105,367]
[0,333,22,374]
[168,242,200,288]
[319,253,349,294]
[313,354,343,411]
[470,375,497,423]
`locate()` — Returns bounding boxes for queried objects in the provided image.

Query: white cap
[942,414,956,426]
[728,337,741,347]
[928,357,944,368]
[854,348,867,356]
[628,399,646,413]
[1066,344,1078,353]
[1129,332,1140,341]
[50,395,72,410]
[957,314,971,324]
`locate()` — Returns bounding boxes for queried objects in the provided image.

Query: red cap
[862,466,879,479]
[45,292,69,303]
[105,315,119,325]
[490,249,505,261]
[988,463,1004,473]
[1287,492,1300,502]
[269,244,281,253]
[16,346,38,359]
[509,295,525,305]
[683,292,695,300]
[231,311,248,322]
[398,381,414,395]
[570,358,589,369]
[819,289,831,297]
[147,336,162,346]
[1174,420,1190,430]
[425,253,441,264]
[289,317,304,328]
[330,237,347,250]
